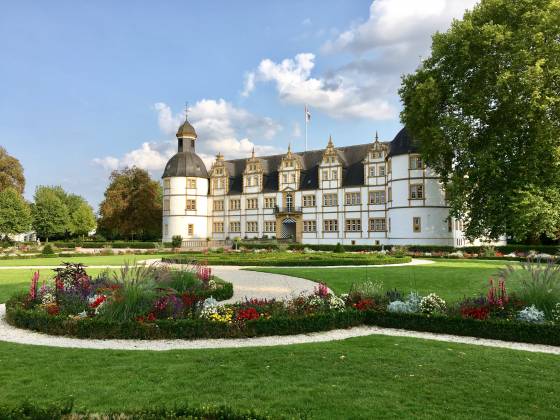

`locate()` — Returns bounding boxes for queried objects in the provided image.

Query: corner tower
[162,115,209,243]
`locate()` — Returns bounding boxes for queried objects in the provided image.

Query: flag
[305,105,311,122]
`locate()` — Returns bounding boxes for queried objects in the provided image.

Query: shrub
[171,235,183,248]
[419,293,446,314]
[500,257,560,318]
[517,305,545,324]
[552,303,560,323]
[387,292,421,314]
[41,244,55,255]
[333,242,345,253]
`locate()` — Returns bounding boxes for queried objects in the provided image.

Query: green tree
[66,194,96,238]
[0,188,32,237]
[98,167,162,240]
[32,186,70,241]
[399,0,560,242]
[0,147,25,194]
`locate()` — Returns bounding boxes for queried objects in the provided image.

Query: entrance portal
[280,217,297,240]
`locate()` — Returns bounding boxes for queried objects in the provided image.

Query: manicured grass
[0,268,108,303]
[0,254,166,267]
[252,259,520,302]
[0,337,558,418]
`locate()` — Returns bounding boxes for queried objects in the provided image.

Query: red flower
[146,312,156,322]
[236,307,260,321]
[461,306,490,320]
[353,299,375,311]
[90,295,107,309]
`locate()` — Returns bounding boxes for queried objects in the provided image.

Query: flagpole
[305,105,308,151]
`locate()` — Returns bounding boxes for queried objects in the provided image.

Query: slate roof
[162,127,418,192]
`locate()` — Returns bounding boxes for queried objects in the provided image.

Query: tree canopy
[31,186,96,241]
[0,147,25,195]
[98,167,162,240]
[0,188,32,236]
[399,0,560,242]
[32,186,70,241]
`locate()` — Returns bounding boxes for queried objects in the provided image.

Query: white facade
[162,125,505,247]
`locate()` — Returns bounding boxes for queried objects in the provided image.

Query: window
[388,218,391,232]
[331,169,338,180]
[285,193,293,210]
[164,224,168,236]
[303,195,316,207]
[303,220,316,232]
[282,174,288,183]
[187,178,197,189]
[368,166,375,178]
[163,199,170,212]
[264,197,277,208]
[290,173,296,183]
[213,200,224,211]
[448,218,453,232]
[369,218,386,232]
[378,165,385,176]
[323,219,338,232]
[370,151,380,159]
[410,184,424,199]
[409,155,423,170]
[264,221,276,232]
[322,170,329,181]
[187,224,194,236]
[388,187,392,202]
[368,191,386,205]
[413,217,421,233]
[186,199,196,211]
[163,179,170,190]
[323,193,338,206]
[246,198,258,210]
[345,218,361,232]
[246,221,258,233]
[213,222,224,233]
[387,159,392,174]
[229,221,240,232]
[345,192,361,205]
[229,199,241,210]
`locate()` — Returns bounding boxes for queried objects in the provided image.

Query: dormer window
[243,149,264,193]
[209,152,229,195]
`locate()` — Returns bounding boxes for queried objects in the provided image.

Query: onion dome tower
[162,113,209,243]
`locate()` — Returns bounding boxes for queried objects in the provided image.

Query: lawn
[0,336,559,418]
[252,259,520,302]
[0,254,165,267]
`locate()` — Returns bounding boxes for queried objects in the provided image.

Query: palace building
[162,115,498,247]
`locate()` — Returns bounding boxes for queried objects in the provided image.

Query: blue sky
[0,0,478,209]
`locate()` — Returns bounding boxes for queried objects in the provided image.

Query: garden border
[1,304,559,354]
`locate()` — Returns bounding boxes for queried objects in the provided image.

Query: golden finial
[327,135,334,147]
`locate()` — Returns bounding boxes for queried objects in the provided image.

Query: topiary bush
[41,244,55,255]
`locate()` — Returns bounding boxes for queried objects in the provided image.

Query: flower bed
[5,261,560,345]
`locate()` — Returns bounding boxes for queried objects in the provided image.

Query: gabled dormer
[278,144,302,191]
[363,132,388,186]
[319,136,342,189]
[243,148,264,193]
[209,152,229,195]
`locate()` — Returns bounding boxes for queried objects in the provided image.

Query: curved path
[4,258,555,355]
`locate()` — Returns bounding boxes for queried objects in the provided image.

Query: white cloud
[93,141,175,173]
[94,100,284,174]
[245,53,395,120]
[323,0,478,54]
[241,72,255,97]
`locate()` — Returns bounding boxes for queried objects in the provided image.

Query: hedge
[0,400,282,420]
[7,297,560,345]
[5,302,364,340]
[363,311,560,346]
[162,255,411,266]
